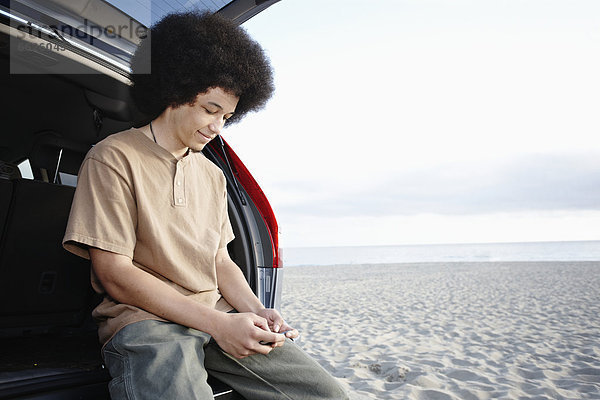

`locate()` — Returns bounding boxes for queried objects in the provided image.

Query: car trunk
[0,2,283,396]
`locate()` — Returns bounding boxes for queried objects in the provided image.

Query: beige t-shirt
[63,128,235,344]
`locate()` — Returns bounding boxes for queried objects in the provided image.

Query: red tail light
[209,139,282,268]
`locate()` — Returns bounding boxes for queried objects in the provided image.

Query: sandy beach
[281,262,600,399]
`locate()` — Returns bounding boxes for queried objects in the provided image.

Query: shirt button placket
[174,162,186,207]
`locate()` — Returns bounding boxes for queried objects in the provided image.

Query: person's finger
[258,309,284,333]
[253,342,274,355]
[252,314,271,332]
[279,320,299,337]
[274,333,287,347]
[272,315,285,333]
[256,331,282,348]
[284,328,300,339]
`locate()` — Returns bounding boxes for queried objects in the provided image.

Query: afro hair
[130,11,274,125]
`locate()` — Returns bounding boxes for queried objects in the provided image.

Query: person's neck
[149,116,189,160]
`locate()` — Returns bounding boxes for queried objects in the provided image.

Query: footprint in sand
[366,362,410,382]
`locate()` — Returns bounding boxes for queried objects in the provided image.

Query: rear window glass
[17,159,33,180]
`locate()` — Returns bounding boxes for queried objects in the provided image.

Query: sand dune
[281,262,600,399]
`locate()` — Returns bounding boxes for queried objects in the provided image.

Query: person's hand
[256,308,299,343]
[211,312,283,359]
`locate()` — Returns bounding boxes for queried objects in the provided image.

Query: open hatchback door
[0,0,282,398]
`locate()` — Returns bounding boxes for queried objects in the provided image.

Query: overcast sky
[223,0,600,248]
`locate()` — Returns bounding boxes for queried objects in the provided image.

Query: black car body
[0,1,282,398]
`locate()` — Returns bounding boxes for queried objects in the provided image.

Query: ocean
[282,240,600,267]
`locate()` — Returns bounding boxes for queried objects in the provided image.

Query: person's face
[169,87,239,151]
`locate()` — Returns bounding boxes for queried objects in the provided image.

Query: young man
[63,11,347,400]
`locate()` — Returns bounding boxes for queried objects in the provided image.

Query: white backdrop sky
[223,0,600,248]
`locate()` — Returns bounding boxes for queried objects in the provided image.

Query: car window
[105,0,234,27]
[58,172,78,187]
[16,159,33,180]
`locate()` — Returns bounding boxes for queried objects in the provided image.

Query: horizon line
[284,239,600,250]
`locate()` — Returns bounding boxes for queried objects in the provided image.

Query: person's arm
[214,247,266,314]
[215,247,299,340]
[90,248,283,358]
